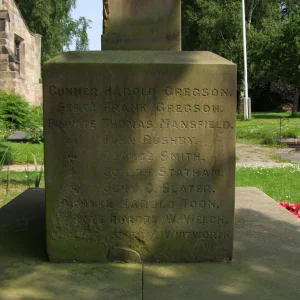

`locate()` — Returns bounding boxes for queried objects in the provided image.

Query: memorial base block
[43,51,237,262]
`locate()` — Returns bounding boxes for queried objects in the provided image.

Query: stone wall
[0,0,42,105]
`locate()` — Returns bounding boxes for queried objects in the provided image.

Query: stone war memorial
[43,0,236,263]
[2,1,300,299]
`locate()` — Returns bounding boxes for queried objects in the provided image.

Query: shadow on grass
[252,113,291,120]
[237,113,299,120]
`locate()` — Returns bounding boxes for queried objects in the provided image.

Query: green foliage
[15,0,91,62]
[25,105,43,144]
[0,90,30,129]
[246,1,300,114]
[0,91,43,143]
[74,17,90,51]
[249,3,300,82]
[182,0,244,85]
[182,1,300,112]
[28,105,43,126]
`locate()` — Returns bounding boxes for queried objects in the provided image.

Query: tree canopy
[15,0,90,62]
[182,0,300,114]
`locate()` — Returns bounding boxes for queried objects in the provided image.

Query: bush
[0,90,30,129]
[25,105,44,143]
[0,91,43,143]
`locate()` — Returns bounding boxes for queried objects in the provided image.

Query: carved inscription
[58,102,96,113]
[110,215,159,225]
[162,184,214,194]
[158,168,222,177]
[159,120,233,129]
[103,102,223,114]
[103,168,151,177]
[120,198,216,209]
[160,152,203,161]
[48,118,96,130]
[102,119,232,129]
[164,86,232,97]
[103,152,154,161]
[103,86,233,98]
[102,119,153,129]
[104,102,147,113]
[102,135,136,144]
[105,86,156,97]
[44,51,237,263]
[49,86,98,96]
[164,214,227,224]
[50,81,234,245]
[156,103,222,113]
[165,231,230,240]
[143,136,198,145]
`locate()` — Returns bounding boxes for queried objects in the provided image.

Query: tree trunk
[247,0,260,28]
[292,88,299,117]
[237,90,243,114]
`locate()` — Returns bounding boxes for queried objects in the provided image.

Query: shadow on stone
[0,188,47,262]
[0,189,142,300]
[142,188,300,300]
[108,247,141,263]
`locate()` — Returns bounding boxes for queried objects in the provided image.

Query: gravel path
[2,165,43,172]
[236,143,297,168]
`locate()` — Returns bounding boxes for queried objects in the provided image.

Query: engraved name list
[44,52,236,262]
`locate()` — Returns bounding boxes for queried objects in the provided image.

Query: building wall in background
[0,0,42,105]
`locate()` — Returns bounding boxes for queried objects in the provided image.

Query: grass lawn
[236,112,300,205]
[0,141,43,164]
[236,111,300,146]
[236,165,300,204]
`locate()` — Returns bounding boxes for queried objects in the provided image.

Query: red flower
[279,202,290,209]
[279,202,300,219]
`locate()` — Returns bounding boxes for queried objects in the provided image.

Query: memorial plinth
[43,51,236,262]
